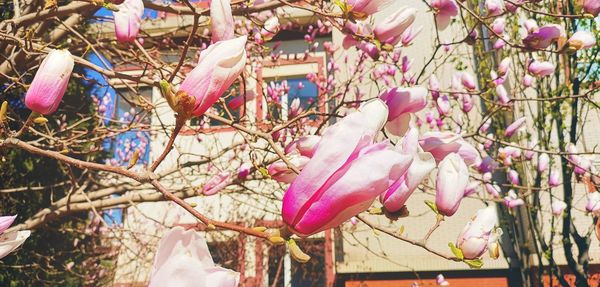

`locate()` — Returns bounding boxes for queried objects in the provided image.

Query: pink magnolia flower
[485,183,501,198]
[567,31,596,50]
[504,116,526,137]
[522,74,534,87]
[180,36,247,117]
[25,49,74,115]
[113,0,144,42]
[436,153,469,216]
[260,16,280,41]
[485,0,504,16]
[227,91,256,110]
[431,0,458,30]
[429,74,440,100]
[524,140,537,160]
[583,0,600,16]
[496,85,510,105]
[419,131,481,166]
[507,169,519,185]
[282,100,413,236]
[400,25,423,46]
[548,170,560,187]
[528,60,555,77]
[0,216,16,234]
[203,171,232,195]
[210,0,234,42]
[504,190,524,208]
[284,135,321,158]
[437,274,450,286]
[491,17,506,35]
[436,95,450,116]
[461,72,477,90]
[345,0,394,18]
[268,153,310,183]
[380,129,436,212]
[523,24,565,50]
[551,200,567,216]
[523,19,538,33]
[537,153,549,172]
[497,57,511,76]
[586,192,600,213]
[149,227,239,287]
[373,7,417,46]
[379,86,427,136]
[237,163,252,180]
[358,41,380,59]
[457,206,499,259]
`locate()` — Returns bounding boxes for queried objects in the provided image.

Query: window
[257,56,326,126]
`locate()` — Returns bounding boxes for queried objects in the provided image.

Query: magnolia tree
[0,0,599,286]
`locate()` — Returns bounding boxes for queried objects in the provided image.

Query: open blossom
[380,128,436,212]
[179,36,247,117]
[567,31,596,51]
[113,0,144,42]
[431,0,458,30]
[504,116,526,137]
[436,153,469,216]
[419,131,481,166]
[210,0,234,42]
[282,100,413,236]
[373,7,417,46]
[203,171,232,195]
[25,49,74,115]
[457,206,500,259]
[379,86,427,136]
[551,200,567,216]
[260,16,280,41]
[149,227,239,287]
[523,24,565,50]
[504,190,524,208]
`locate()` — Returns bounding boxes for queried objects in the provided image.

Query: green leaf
[464,258,484,269]
[425,200,439,214]
[448,242,464,260]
